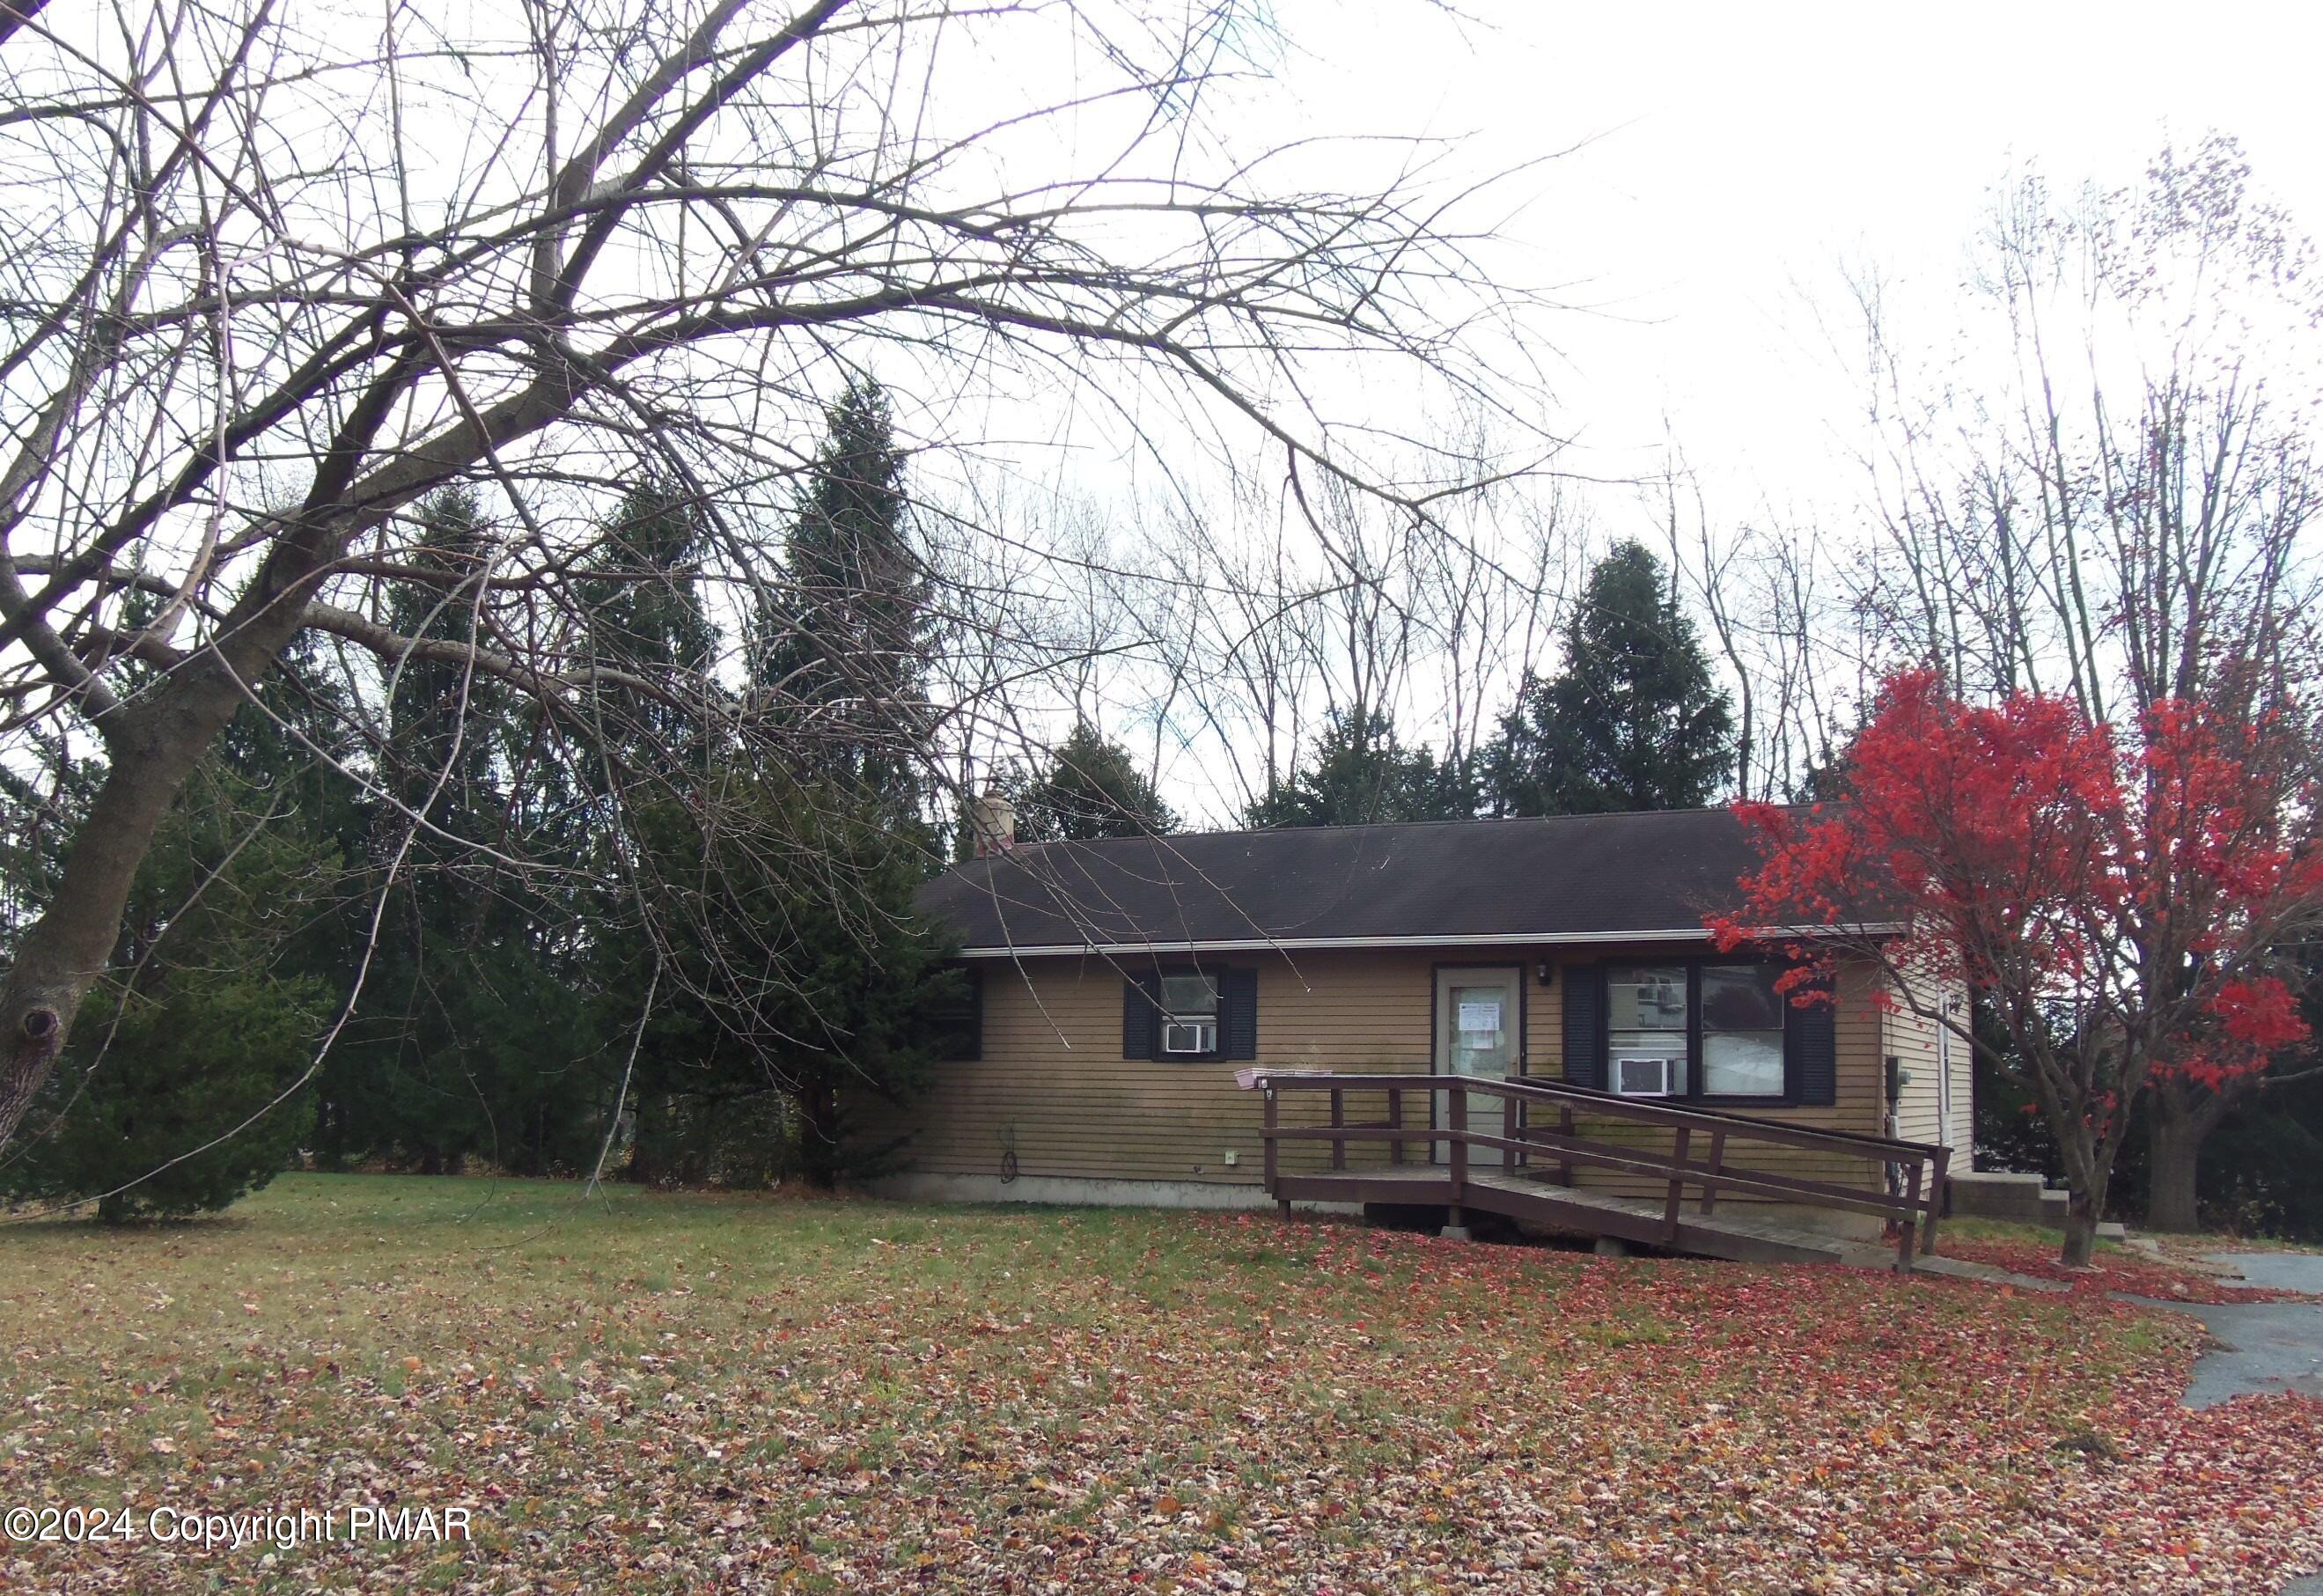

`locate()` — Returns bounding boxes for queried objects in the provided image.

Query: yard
[1,1177,2318,1594]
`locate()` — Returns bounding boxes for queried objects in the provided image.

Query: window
[928,965,983,1061]
[1123,968,1255,1062]
[1602,961,1790,1100]
[1607,963,1690,1096]
[1702,964,1785,1097]
[1159,973,1219,1055]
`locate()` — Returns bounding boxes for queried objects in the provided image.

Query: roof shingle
[916,809,1777,955]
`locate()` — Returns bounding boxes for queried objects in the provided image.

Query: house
[869,799,1969,1245]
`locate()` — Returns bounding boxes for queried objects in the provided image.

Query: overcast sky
[1287,1,2323,529]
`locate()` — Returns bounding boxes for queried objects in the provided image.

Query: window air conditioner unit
[1612,1053,1677,1098]
[1164,1019,1218,1055]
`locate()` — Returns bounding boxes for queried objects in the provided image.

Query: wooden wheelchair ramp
[1270,1166,1895,1268]
[1239,1070,1952,1271]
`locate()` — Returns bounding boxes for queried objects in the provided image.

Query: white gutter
[952,923,1901,959]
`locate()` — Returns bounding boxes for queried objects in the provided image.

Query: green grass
[1940,1215,2128,1252]
[0,1173,2311,1593]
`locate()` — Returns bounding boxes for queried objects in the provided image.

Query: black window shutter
[1219,967,1258,1060]
[1121,975,1159,1059]
[1788,980,1838,1106]
[920,966,984,1068]
[930,966,983,1061]
[1562,963,1605,1089]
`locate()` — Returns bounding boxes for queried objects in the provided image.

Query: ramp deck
[1242,1070,1952,1271]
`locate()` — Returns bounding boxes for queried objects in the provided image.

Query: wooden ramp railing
[1236,1069,1951,1270]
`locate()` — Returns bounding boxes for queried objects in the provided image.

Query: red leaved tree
[1709,670,2323,1267]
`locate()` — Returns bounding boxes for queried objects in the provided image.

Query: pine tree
[753,379,930,805]
[325,490,606,1176]
[1244,709,1470,827]
[621,768,963,1188]
[1008,722,1178,842]
[1,629,375,1217]
[1484,541,1734,815]
[575,482,719,784]
[3,763,334,1221]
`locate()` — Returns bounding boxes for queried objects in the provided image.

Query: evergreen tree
[753,379,930,804]
[1244,709,1471,827]
[2,629,371,1218]
[1008,722,1178,842]
[3,763,334,1221]
[322,490,605,1176]
[621,769,962,1188]
[576,482,720,784]
[1483,541,1735,815]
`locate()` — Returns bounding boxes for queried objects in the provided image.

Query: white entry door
[1435,967,1522,1168]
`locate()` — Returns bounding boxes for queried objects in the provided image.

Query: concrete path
[2204,1251,2323,1295]
[2117,1253,2323,1409]
[2122,1254,2323,1594]
[2139,1293,2323,1408]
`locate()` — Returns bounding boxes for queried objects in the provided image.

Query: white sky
[1287,1,2323,527]
[18,2,2319,822]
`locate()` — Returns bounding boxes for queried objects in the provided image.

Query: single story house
[866,803,1968,1234]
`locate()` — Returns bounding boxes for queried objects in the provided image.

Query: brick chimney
[968,782,1016,857]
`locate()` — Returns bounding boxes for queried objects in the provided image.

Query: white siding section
[1881,969,1970,1151]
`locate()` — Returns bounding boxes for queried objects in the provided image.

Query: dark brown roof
[917,809,1789,956]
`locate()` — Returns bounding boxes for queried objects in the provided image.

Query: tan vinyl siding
[859,945,1899,1202]
[852,948,1447,1187]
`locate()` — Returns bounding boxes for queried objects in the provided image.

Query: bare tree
[0,0,1555,1150]
[1108,451,1577,822]
[1844,135,2323,1225]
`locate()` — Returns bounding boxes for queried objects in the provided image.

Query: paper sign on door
[1456,999,1502,1034]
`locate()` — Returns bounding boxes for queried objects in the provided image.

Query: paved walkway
[2206,1252,2323,1295]
[2119,1252,2323,1409]
[2123,1254,2323,1596]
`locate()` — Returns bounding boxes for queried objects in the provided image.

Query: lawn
[1,1176,2317,1593]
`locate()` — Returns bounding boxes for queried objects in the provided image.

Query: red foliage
[1709,669,2319,1096]
[1937,1235,2305,1304]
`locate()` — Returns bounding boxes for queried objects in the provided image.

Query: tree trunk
[2052,1115,2118,1270]
[798,1072,841,1190]
[625,1098,665,1185]
[0,695,245,1149]
[2146,1110,2204,1233]
[0,431,430,1151]
[2144,1079,2241,1235]
[0,320,570,1157]
[2060,1189,2099,1269]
